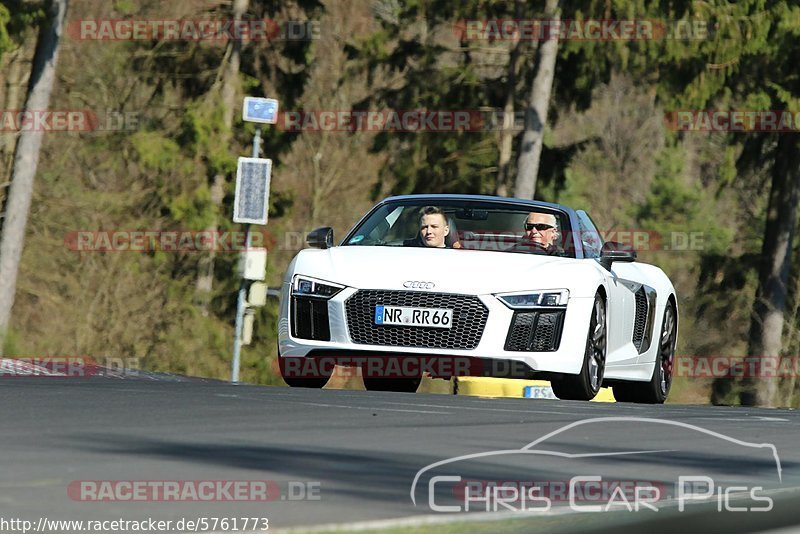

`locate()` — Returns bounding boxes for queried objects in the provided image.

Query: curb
[452,377,616,402]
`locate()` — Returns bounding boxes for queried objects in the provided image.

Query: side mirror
[600,241,636,270]
[306,227,334,249]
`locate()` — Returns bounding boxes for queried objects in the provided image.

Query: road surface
[1,377,798,533]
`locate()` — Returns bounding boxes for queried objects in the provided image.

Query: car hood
[291,246,599,295]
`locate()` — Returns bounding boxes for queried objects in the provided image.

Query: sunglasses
[525,222,555,231]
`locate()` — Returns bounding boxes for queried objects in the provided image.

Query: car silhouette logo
[410,417,783,507]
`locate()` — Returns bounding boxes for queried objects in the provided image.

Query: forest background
[2,0,799,406]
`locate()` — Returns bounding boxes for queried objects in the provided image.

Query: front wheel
[613,300,677,404]
[279,356,332,389]
[552,294,606,401]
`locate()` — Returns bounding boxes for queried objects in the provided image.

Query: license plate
[524,385,557,400]
[374,305,453,329]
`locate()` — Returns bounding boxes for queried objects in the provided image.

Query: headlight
[496,289,569,309]
[291,275,344,299]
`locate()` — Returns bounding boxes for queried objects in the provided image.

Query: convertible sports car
[277,194,678,403]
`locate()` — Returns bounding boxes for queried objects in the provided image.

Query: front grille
[504,310,565,352]
[291,296,331,341]
[345,290,488,349]
[632,288,648,351]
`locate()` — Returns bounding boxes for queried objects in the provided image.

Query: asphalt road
[1,376,799,533]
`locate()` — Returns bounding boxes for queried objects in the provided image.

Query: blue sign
[242,97,278,124]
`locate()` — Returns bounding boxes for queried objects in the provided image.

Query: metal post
[232,126,262,383]
[252,125,262,158]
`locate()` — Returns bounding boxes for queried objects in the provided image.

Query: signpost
[233,157,272,225]
[242,97,278,124]
[231,97,278,383]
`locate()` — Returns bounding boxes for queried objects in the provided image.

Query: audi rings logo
[403,281,435,290]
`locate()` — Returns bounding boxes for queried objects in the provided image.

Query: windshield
[342,200,574,257]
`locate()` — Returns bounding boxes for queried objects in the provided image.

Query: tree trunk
[495,0,523,197]
[514,0,559,200]
[2,50,28,188]
[741,133,800,407]
[0,0,68,353]
[195,0,248,303]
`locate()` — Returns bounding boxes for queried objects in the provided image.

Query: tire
[613,300,677,404]
[362,376,421,393]
[552,293,606,401]
[279,356,331,389]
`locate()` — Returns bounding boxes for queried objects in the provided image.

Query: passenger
[517,211,562,255]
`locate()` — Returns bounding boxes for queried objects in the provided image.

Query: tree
[514,0,559,199]
[195,0,249,305]
[0,0,68,353]
[669,1,800,407]
[646,0,800,407]
[545,0,800,406]
[1,1,48,216]
[742,134,800,406]
[494,0,524,197]
[350,0,514,196]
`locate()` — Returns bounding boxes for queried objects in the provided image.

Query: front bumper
[278,283,594,376]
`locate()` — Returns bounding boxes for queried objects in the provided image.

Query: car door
[575,211,639,367]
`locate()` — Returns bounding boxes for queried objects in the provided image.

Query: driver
[518,211,562,254]
[404,206,461,248]
[419,206,450,248]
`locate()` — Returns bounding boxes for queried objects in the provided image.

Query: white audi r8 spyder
[277,194,678,403]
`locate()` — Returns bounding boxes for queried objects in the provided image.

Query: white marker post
[231,97,278,383]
